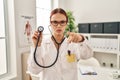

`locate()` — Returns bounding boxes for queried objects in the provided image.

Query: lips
[56,29,62,32]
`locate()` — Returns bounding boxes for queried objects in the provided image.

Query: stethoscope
[33,26,66,68]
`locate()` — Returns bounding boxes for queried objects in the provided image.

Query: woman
[28,8,93,80]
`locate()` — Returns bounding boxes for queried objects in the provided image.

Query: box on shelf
[119,22,120,34]
[78,23,90,33]
[90,23,103,33]
[103,22,119,34]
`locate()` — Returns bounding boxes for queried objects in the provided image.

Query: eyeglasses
[50,20,67,26]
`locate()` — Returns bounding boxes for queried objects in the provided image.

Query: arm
[67,32,93,60]
[78,37,93,59]
[27,46,44,75]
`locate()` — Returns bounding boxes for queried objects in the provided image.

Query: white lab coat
[27,36,93,80]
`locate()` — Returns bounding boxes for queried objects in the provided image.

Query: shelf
[81,33,120,69]
[82,33,120,36]
[93,50,118,54]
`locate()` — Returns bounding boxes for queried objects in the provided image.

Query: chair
[78,57,100,67]
[22,52,40,80]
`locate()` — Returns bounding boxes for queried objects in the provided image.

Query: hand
[32,31,43,47]
[67,32,84,43]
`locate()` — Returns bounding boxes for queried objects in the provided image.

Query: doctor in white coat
[27,8,93,80]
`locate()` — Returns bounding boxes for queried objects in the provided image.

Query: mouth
[56,29,62,33]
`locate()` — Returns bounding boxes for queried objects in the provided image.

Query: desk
[27,65,120,80]
[78,65,120,80]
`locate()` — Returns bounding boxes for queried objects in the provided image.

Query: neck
[52,34,64,43]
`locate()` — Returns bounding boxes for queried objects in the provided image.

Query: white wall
[52,0,58,9]
[14,0,36,80]
[59,0,120,24]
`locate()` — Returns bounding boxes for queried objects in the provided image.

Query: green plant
[64,11,78,36]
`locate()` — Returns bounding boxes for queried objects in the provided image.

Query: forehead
[51,13,66,21]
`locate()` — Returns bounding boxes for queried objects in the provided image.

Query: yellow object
[66,54,76,63]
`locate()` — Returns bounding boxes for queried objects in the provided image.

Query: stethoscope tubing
[34,26,66,68]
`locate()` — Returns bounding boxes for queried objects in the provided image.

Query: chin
[56,32,63,36]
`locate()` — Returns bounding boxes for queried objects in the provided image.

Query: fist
[32,31,43,47]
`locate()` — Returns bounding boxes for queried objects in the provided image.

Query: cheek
[51,26,56,32]
[62,26,67,31]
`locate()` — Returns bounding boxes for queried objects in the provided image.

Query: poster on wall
[18,14,36,48]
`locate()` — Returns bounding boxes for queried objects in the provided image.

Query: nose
[56,24,61,28]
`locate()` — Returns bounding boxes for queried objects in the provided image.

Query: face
[50,13,67,35]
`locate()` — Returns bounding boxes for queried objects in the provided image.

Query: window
[36,0,52,35]
[0,0,7,76]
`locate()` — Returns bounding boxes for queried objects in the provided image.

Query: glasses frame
[50,20,67,26]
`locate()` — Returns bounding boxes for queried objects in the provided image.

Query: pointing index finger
[67,32,74,37]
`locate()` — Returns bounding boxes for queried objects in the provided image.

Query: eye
[60,21,66,24]
[51,21,58,24]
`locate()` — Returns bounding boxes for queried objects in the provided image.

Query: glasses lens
[51,21,58,26]
[60,21,67,26]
